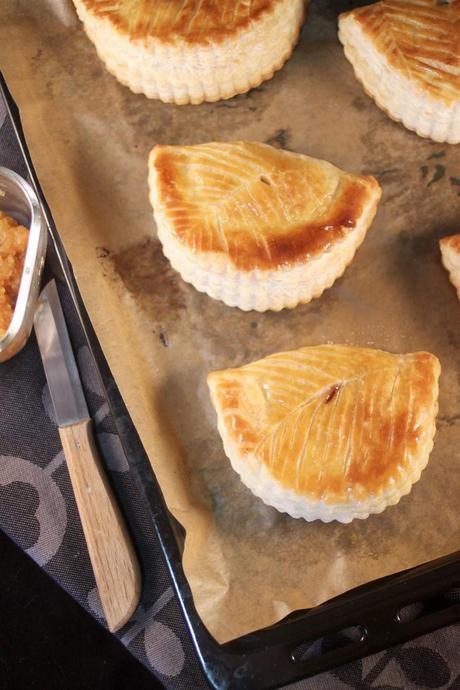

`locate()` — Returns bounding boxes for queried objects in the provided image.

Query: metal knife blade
[34,279,89,427]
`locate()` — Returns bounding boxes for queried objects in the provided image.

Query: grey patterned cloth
[1,92,460,690]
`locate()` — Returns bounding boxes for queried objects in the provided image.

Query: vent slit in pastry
[148,141,382,312]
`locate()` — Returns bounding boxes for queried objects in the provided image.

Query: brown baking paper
[2,0,460,644]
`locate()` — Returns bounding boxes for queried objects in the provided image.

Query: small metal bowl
[0,167,47,362]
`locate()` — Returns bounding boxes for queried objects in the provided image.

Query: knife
[34,279,141,632]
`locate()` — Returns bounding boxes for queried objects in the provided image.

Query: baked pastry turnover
[208,345,440,523]
[148,141,381,312]
[440,234,460,300]
[72,0,307,104]
[339,0,460,144]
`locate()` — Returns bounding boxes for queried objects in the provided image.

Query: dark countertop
[0,529,164,690]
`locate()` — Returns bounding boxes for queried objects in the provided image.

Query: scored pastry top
[149,141,380,271]
[77,0,286,44]
[341,0,460,103]
[208,345,440,504]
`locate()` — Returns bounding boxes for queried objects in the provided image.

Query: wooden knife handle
[59,419,141,632]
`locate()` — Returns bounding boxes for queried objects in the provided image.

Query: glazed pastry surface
[339,0,460,143]
[440,233,460,300]
[149,142,381,311]
[208,345,440,522]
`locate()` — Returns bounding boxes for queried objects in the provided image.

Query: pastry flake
[149,141,381,311]
[208,345,440,522]
[339,0,460,143]
[73,0,307,103]
[440,233,460,300]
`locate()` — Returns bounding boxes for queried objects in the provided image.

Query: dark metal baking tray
[2,71,460,690]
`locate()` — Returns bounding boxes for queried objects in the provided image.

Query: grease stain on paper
[111,238,187,321]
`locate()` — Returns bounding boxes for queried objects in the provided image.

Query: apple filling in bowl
[0,211,28,336]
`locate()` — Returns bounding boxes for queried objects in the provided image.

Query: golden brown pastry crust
[440,232,460,301]
[78,0,291,45]
[208,346,440,504]
[440,233,460,252]
[150,142,380,271]
[341,0,460,104]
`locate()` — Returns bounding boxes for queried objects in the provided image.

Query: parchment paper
[2,0,460,644]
